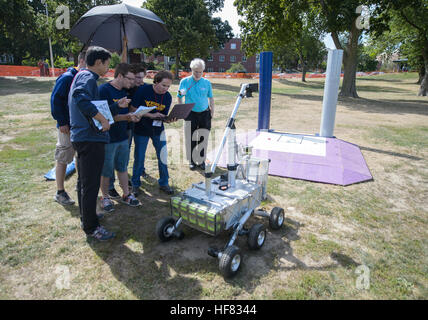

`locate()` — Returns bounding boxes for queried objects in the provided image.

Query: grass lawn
[0,72,427,299]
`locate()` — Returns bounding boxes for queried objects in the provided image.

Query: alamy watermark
[41,1,70,30]
[55,5,70,30]
[355,264,370,290]
[54,265,71,290]
[355,5,370,30]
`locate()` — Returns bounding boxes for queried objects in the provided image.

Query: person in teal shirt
[177,58,215,170]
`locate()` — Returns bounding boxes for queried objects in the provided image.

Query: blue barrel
[258,51,273,130]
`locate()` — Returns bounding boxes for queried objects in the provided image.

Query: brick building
[206,38,257,73]
[128,38,258,73]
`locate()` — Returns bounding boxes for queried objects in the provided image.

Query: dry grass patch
[0,74,427,299]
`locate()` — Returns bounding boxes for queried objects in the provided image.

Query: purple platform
[207,131,373,186]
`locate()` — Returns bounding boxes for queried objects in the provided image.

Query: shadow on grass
[360,146,423,161]
[85,178,205,299]
[275,79,325,90]
[0,77,56,95]
[83,174,346,298]
[272,90,428,116]
[211,82,242,93]
[276,78,414,94]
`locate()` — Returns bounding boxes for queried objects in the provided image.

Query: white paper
[91,100,114,130]
[249,132,327,157]
[152,120,162,127]
[133,106,156,117]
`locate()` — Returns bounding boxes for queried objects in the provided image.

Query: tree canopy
[235,0,380,97]
[0,0,120,65]
[370,0,428,96]
[143,0,233,77]
[0,0,233,73]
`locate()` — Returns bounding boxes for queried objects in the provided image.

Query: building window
[207,67,214,72]
[230,56,236,62]
[219,55,225,62]
[242,55,247,62]
[219,67,226,72]
[208,54,213,61]
[230,43,237,50]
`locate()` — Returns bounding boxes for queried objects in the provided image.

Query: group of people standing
[50,46,214,242]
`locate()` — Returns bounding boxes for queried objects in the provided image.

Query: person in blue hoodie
[51,51,86,206]
[69,46,130,241]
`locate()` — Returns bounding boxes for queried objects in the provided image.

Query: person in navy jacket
[69,46,130,241]
[98,63,140,212]
[50,51,86,206]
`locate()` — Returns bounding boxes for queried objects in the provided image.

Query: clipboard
[164,103,195,120]
[91,100,114,131]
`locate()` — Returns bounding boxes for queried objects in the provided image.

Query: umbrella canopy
[69,3,170,53]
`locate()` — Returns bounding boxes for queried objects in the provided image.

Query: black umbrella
[69,3,170,55]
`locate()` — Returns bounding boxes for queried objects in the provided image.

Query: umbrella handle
[121,36,128,63]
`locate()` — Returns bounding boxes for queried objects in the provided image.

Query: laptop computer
[164,103,195,120]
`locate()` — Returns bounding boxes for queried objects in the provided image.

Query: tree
[0,0,48,65]
[235,0,324,81]
[357,44,379,72]
[144,0,233,78]
[211,17,234,50]
[371,0,428,96]
[0,1,120,66]
[227,62,246,73]
[296,26,327,81]
[235,0,378,97]
[48,0,120,64]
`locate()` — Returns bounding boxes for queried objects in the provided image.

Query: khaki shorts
[55,129,75,164]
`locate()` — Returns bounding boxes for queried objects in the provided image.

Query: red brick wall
[206,38,257,73]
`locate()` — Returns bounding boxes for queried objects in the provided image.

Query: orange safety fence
[0,65,399,79]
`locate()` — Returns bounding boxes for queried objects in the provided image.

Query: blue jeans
[132,133,169,187]
[109,129,133,190]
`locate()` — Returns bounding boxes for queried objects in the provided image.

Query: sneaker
[108,188,121,200]
[131,186,140,196]
[54,191,75,206]
[121,193,141,207]
[159,185,174,195]
[189,163,197,171]
[141,172,149,179]
[101,197,114,213]
[87,225,115,241]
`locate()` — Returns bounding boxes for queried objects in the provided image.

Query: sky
[121,0,336,49]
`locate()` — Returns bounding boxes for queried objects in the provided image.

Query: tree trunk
[175,49,180,79]
[418,62,428,96]
[302,65,307,82]
[416,64,425,84]
[298,49,306,82]
[418,42,428,96]
[339,21,360,98]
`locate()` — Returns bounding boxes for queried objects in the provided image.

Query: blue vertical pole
[258,51,273,131]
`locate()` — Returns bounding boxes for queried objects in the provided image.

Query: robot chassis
[156,83,285,278]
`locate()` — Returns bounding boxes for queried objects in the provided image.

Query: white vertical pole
[319,49,343,137]
[44,1,55,77]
